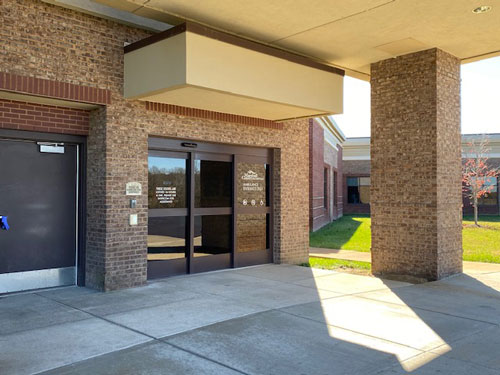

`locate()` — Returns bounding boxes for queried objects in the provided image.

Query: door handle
[0,216,9,230]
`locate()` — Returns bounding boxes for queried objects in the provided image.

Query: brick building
[1,0,498,290]
[309,117,345,231]
[0,0,347,293]
[342,134,500,216]
[342,137,372,215]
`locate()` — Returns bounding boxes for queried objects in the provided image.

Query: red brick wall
[0,99,89,135]
[343,160,371,175]
[309,119,343,231]
[0,72,111,105]
[309,119,328,231]
[146,102,282,130]
[325,140,343,219]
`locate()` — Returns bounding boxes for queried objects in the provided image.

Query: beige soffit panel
[145,86,328,120]
[101,0,500,78]
[374,38,430,56]
[123,0,392,42]
[272,0,500,75]
[124,23,344,121]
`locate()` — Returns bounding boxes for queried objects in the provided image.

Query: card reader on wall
[0,216,9,230]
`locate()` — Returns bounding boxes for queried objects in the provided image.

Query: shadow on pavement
[1,265,500,374]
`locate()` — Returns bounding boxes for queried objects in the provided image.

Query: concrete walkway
[310,248,372,262]
[1,264,500,374]
[310,247,500,274]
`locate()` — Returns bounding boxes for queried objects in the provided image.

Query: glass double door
[147,149,271,279]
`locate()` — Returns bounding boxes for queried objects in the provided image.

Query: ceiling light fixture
[472,5,492,13]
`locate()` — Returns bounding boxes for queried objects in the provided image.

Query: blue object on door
[0,216,9,230]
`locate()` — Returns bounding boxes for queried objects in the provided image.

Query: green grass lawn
[310,214,371,252]
[300,257,371,275]
[310,214,500,263]
[462,216,500,263]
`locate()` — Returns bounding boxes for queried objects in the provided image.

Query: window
[195,159,232,208]
[148,155,187,209]
[324,167,328,208]
[333,171,338,207]
[478,177,498,206]
[347,176,370,204]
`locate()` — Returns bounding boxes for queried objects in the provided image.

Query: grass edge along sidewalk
[300,257,372,276]
[310,214,500,264]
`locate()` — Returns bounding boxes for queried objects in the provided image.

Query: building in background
[309,117,345,231]
[341,134,500,216]
[341,137,371,215]
[462,134,500,215]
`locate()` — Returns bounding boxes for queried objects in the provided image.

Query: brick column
[85,107,108,290]
[86,104,148,291]
[370,48,462,281]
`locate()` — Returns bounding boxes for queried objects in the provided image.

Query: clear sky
[333,56,500,138]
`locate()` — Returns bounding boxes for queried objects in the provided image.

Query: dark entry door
[0,139,78,293]
[191,152,233,273]
[147,151,189,278]
[147,138,273,280]
[147,150,233,279]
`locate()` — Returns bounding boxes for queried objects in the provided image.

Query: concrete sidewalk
[310,248,372,262]
[1,263,500,374]
[310,247,500,274]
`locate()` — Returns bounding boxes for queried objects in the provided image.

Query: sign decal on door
[155,186,177,204]
[237,163,267,207]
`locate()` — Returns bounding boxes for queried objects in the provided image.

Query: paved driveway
[1,264,500,374]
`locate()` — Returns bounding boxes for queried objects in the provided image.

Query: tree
[462,136,499,226]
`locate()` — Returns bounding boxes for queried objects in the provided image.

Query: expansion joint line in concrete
[34,292,252,375]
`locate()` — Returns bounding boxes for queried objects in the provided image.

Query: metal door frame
[190,151,233,274]
[148,137,274,279]
[233,154,274,267]
[147,150,190,279]
[0,129,87,289]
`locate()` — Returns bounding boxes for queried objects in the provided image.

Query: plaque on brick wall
[126,182,142,196]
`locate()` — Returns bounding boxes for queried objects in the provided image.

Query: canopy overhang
[124,23,344,121]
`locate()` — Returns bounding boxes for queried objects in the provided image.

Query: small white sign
[39,144,65,154]
[155,186,176,204]
[129,214,138,226]
[126,182,142,196]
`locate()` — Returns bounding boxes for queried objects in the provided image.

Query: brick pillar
[85,107,108,290]
[370,48,462,281]
[86,104,148,291]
